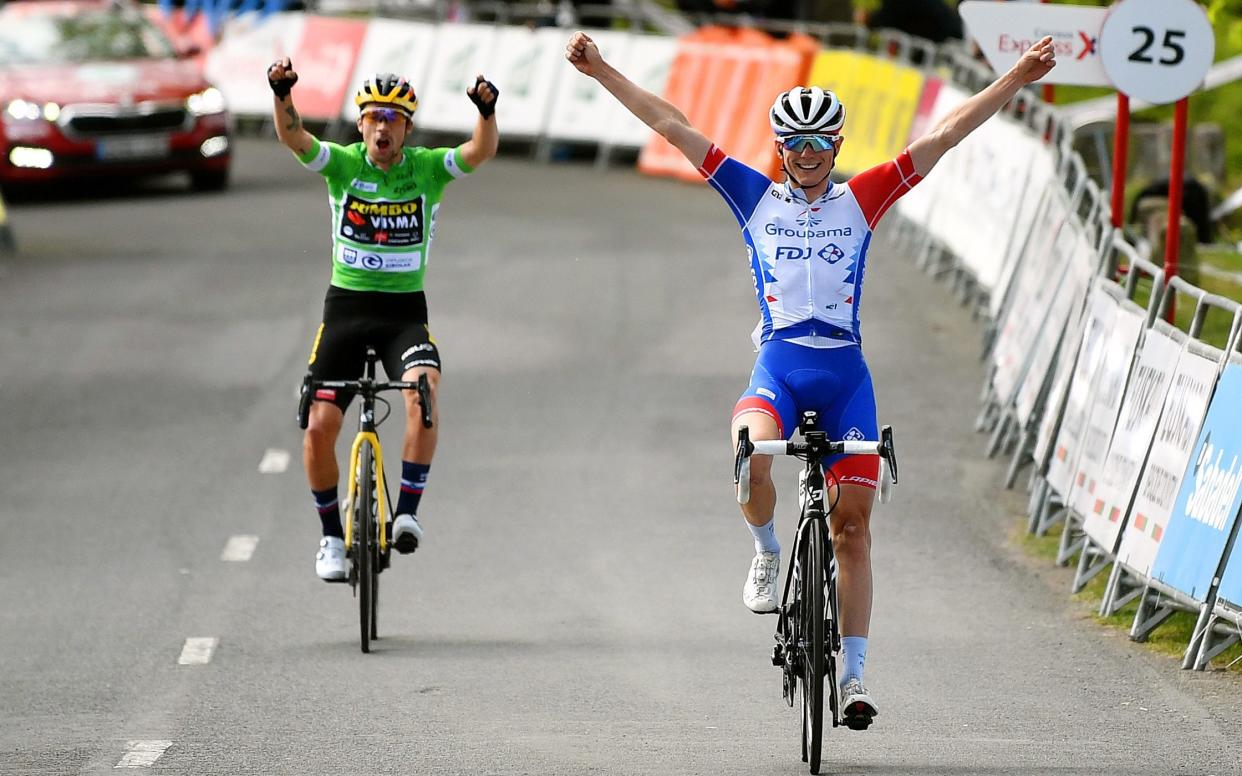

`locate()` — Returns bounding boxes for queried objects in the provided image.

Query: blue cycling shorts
[733,340,879,489]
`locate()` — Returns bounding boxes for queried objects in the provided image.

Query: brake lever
[417,373,433,429]
[735,426,753,505]
[881,425,898,485]
[297,373,313,430]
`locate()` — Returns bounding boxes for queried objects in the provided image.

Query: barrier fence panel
[340,20,438,124]
[204,13,308,117]
[416,23,499,133]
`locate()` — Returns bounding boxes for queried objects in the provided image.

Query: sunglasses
[780,134,842,153]
[361,107,410,125]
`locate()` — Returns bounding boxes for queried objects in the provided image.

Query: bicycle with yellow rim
[298,347,432,653]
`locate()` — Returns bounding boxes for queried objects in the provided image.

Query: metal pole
[1165,97,1189,321]
[1111,93,1130,230]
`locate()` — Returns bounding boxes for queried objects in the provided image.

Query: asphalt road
[1,137,1239,776]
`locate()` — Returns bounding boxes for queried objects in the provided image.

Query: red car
[0,0,232,192]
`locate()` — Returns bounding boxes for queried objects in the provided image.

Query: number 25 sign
[1100,0,1215,105]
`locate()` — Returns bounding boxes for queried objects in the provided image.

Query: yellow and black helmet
[354,73,418,114]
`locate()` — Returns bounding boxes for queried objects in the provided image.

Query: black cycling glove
[267,60,298,99]
[468,76,498,119]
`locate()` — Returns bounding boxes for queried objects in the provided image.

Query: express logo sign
[339,194,425,247]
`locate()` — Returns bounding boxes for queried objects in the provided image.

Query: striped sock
[312,487,343,538]
[396,461,430,517]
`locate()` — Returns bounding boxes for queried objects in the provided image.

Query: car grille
[61,104,189,138]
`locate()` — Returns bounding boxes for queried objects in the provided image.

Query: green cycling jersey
[297,137,473,293]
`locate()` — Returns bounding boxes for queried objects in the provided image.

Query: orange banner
[638,27,816,184]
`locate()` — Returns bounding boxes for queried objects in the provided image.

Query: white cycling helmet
[769,87,846,136]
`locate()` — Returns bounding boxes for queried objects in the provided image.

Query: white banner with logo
[1068,305,1146,517]
[608,34,677,147]
[205,13,307,117]
[339,21,438,123]
[989,144,1058,319]
[1044,284,1119,495]
[545,30,633,143]
[959,1,1110,87]
[988,189,1072,406]
[416,24,499,133]
[1081,326,1182,552]
[1115,347,1221,576]
[1013,224,1096,426]
[486,26,567,137]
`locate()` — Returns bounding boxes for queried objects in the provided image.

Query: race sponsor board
[1044,285,1119,496]
[1068,304,1145,518]
[545,29,633,143]
[1149,362,1242,600]
[416,24,499,133]
[486,26,566,137]
[204,13,306,117]
[959,0,1110,87]
[340,20,437,123]
[1116,347,1221,577]
[1081,326,1182,553]
[1013,229,1096,426]
[288,16,368,120]
[893,77,948,227]
[989,143,1057,319]
[608,34,676,148]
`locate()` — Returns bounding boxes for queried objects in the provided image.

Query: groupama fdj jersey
[298,138,473,292]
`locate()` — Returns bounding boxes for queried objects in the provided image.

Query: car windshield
[0,10,176,67]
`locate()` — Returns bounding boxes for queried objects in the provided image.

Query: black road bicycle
[298,347,433,653]
[734,411,898,774]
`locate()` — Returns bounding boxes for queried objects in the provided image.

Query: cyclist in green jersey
[266,57,499,581]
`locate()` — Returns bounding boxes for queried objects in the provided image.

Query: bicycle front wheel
[356,440,374,654]
[799,518,825,774]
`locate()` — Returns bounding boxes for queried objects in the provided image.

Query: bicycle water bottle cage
[799,411,819,435]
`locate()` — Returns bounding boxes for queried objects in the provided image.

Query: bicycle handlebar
[297,373,433,430]
[734,425,899,505]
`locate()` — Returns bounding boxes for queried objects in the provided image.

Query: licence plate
[95,135,170,161]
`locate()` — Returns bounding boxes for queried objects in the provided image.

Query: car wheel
[190,168,229,192]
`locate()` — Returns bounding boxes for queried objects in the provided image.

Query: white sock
[841,636,868,686]
[747,517,780,555]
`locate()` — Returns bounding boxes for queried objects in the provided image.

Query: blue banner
[1149,362,1242,601]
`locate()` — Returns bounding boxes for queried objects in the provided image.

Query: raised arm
[565,31,711,169]
[460,74,499,170]
[267,57,315,157]
[908,36,1056,178]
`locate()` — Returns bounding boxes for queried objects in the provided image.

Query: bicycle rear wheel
[799,518,825,774]
[356,440,374,654]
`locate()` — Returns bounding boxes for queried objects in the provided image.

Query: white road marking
[257,448,290,474]
[220,534,259,562]
[115,740,172,768]
[177,637,218,666]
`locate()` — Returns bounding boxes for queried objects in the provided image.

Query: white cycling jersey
[698,146,921,348]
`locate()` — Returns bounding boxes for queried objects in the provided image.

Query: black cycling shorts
[306,286,441,412]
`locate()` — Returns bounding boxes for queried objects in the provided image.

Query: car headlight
[5,99,42,122]
[186,87,226,117]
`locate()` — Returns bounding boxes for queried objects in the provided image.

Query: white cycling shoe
[840,677,878,730]
[391,514,423,555]
[743,551,780,613]
[315,536,347,582]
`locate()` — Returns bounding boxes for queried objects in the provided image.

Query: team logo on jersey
[774,244,848,263]
[350,179,379,193]
[843,427,865,441]
[822,243,846,264]
[339,194,424,247]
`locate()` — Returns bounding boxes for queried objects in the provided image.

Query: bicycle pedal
[842,705,875,731]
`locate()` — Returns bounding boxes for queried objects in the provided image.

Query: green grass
[1017,525,1242,672]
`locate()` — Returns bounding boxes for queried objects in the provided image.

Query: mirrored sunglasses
[361,107,410,124]
[780,134,841,153]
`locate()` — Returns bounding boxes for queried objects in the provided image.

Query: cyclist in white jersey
[567,31,1055,726]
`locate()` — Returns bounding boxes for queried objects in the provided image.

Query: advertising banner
[204,13,307,117]
[484,27,568,137]
[1149,362,1242,600]
[1044,286,1119,496]
[1116,348,1221,577]
[340,20,437,123]
[287,16,368,120]
[608,34,677,147]
[989,143,1058,319]
[1013,230,1094,426]
[1068,305,1145,518]
[959,1,1110,86]
[1081,327,1182,552]
[416,24,499,133]
[1216,526,1242,607]
[894,78,954,228]
[546,30,633,143]
[988,190,1072,406]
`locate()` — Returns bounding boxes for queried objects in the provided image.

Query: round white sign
[1100,0,1215,104]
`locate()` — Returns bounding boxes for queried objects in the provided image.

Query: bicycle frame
[343,415,389,556]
